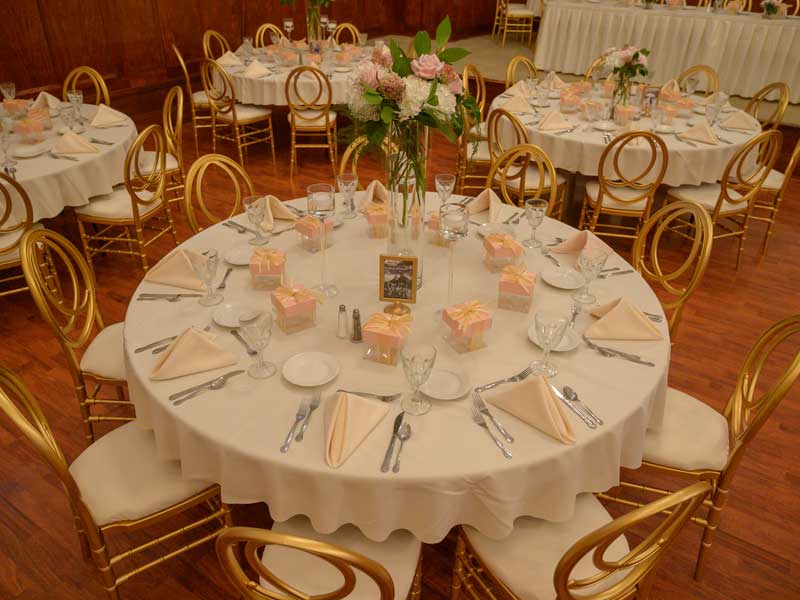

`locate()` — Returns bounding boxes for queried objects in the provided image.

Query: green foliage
[389,41,412,77]
[438,47,470,64]
[414,31,431,57]
[435,16,451,49]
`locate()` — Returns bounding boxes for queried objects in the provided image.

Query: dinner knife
[168,370,245,401]
[381,412,405,473]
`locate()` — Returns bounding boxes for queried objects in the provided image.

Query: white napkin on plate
[550,230,613,255]
[90,104,127,128]
[586,297,664,340]
[324,392,390,468]
[217,51,243,67]
[144,249,207,291]
[680,121,718,145]
[538,111,571,131]
[501,96,534,115]
[150,328,237,380]
[261,195,298,231]
[31,91,61,112]
[720,111,759,132]
[52,131,98,154]
[243,61,270,78]
[487,376,575,444]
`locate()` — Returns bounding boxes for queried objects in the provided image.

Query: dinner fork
[280,399,310,453]
[473,390,514,443]
[295,389,322,442]
[336,389,402,403]
[470,398,512,459]
[475,365,533,393]
[49,151,79,162]
[541,247,561,267]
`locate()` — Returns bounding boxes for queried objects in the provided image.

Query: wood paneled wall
[0,0,495,96]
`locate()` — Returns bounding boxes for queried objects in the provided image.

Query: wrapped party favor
[362,313,412,366]
[364,203,388,239]
[442,300,492,353]
[483,233,523,272]
[295,216,334,252]
[498,266,536,313]
[249,248,285,290]
[271,285,317,334]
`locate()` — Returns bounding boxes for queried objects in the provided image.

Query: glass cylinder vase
[306,6,323,41]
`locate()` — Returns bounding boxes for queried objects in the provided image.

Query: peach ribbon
[364,203,387,216]
[501,266,535,294]
[486,234,523,256]
[363,313,413,339]
[273,285,319,307]
[251,248,285,269]
[448,301,491,333]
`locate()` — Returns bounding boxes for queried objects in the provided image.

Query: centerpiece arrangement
[279,0,333,40]
[601,45,650,108]
[761,0,787,17]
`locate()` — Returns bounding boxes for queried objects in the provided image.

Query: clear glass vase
[306,6,323,40]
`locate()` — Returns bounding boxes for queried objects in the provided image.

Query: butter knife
[381,412,405,472]
[549,384,596,429]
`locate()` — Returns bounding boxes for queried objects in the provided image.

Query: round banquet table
[488,94,762,186]
[1,104,137,225]
[124,192,670,543]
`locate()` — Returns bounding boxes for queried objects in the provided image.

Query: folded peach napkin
[501,96,534,115]
[261,195,298,231]
[719,111,759,132]
[487,376,575,444]
[505,80,531,98]
[680,121,718,145]
[52,131,98,154]
[466,188,498,216]
[144,249,208,291]
[217,51,243,67]
[701,91,729,107]
[538,111,571,131]
[31,91,61,112]
[243,61,270,78]
[90,104,128,128]
[586,297,664,340]
[661,79,680,94]
[544,72,565,91]
[361,179,389,207]
[324,392,390,468]
[150,328,237,380]
[550,230,613,255]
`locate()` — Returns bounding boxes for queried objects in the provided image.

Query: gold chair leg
[268,117,276,165]
[75,219,96,277]
[290,129,297,179]
[191,112,200,157]
[451,534,466,600]
[694,484,727,579]
[578,193,589,230]
[134,226,148,272]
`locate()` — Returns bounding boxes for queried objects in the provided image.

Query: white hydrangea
[398,76,431,121]
[429,85,457,119]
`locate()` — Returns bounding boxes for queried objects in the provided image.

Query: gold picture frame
[379,254,418,314]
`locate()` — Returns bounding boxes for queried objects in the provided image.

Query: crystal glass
[243,195,269,246]
[0,118,15,169]
[651,106,664,130]
[307,183,337,297]
[67,90,84,127]
[269,32,280,45]
[283,18,294,40]
[439,203,469,307]
[531,310,569,377]
[686,76,699,97]
[573,249,609,304]
[400,344,437,416]
[241,36,254,64]
[705,103,720,127]
[336,173,358,219]
[536,85,549,107]
[240,313,276,379]
[199,249,223,306]
[523,198,548,248]
[434,173,456,206]
[0,82,15,100]
[327,20,338,38]
[586,101,601,124]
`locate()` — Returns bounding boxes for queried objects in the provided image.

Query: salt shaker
[337,304,349,339]
[351,309,363,343]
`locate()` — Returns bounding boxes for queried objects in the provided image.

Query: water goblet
[269,32,280,46]
[530,310,569,377]
[0,118,16,169]
[241,36,254,65]
[199,249,224,306]
[573,249,609,304]
[244,195,269,246]
[435,173,456,206]
[536,84,549,108]
[67,90,84,126]
[651,106,664,131]
[439,203,469,308]
[327,20,338,38]
[705,103,720,127]
[686,76,699,97]
[307,183,338,297]
[400,344,437,416]
[0,82,15,100]
[283,18,294,40]
[239,313,277,379]
[523,198,548,249]
[336,173,358,219]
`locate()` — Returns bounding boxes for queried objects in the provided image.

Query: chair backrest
[162,86,184,173]
[462,64,487,117]
[745,82,790,131]
[554,482,711,599]
[171,44,197,106]
[486,143,559,211]
[676,64,719,97]
[334,22,360,45]
[184,154,255,233]
[583,55,606,82]
[203,29,231,59]
[200,59,240,123]
[62,66,110,106]
[505,55,538,89]
[0,171,34,260]
[487,107,529,163]
[255,22,286,48]
[784,0,800,15]
[125,124,168,223]
[285,66,333,126]
[338,135,394,187]
[216,526,395,599]
[632,201,713,338]
[774,136,800,196]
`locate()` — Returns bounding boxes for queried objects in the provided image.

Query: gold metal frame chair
[203,29,231,59]
[200,59,276,167]
[285,65,338,178]
[0,171,37,297]
[255,22,286,47]
[505,55,539,89]
[463,64,488,119]
[156,86,186,208]
[665,129,782,270]
[62,66,110,106]
[579,130,669,242]
[751,135,800,254]
[457,108,492,196]
[184,153,255,233]
[338,135,395,188]
[334,22,361,45]
[744,82,790,131]
[486,143,561,217]
[487,108,529,164]
[600,315,800,579]
[495,0,536,47]
[452,482,711,600]
[784,0,800,15]
[20,229,130,444]
[676,65,719,97]
[632,201,713,339]
[74,124,179,273]
[583,55,606,81]
[0,365,231,600]
[172,43,212,157]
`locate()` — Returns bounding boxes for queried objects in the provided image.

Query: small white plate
[593,121,616,132]
[282,352,340,387]
[520,114,543,125]
[224,245,253,266]
[541,268,584,290]
[528,325,580,352]
[548,91,561,99]
[421,369,470,400]
[476,223,515,238]
[335,66,353,73]
[13,143,50,158]
[693,105,706,115]
[212,302,262,328]
[655,124,675,134]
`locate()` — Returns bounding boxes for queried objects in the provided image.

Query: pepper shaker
[337,304,349,339]
[351,309,363,343]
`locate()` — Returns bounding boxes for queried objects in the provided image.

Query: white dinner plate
[528,325,580,352]
[520,114,543,125]
[282,352,340,387]
[225,245,253,266]
[13,142,50,158]
[692,105,706,115]
[420,369,470,400]
[212,302,262,328]
[593,121,616,132]
[541,268,584,290]
[655,124,675,134]
[335,66,353,73]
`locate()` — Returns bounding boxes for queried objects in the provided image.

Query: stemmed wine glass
[307,183,338,297]
[523,198,548,248]
[269,32,280,46]
[239,313,276,379]
[337,173,358,219]
[283,18,294,41]
[705,103,721,128]
[199,249,224,307]
[0,118,16,169]
[67,90,84,128]
[573,249,609,304]
[0,82,15,101]
[531,310,569,377]
[435,173,456,207]
[241,36,254,65]
[401,343,437,416]
[685,76,699,98]
[327,20,338,39]
[438,203,469,309]
[243,195,269,246]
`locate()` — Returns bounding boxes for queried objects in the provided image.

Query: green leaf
[414,31,431,57]
[364,90,382,105]
[426,78,439,106]
[389,41,412,77]
[380,105,394,124]
[438,47,470,64]
[436,16,452,49]
[365,121,387,147]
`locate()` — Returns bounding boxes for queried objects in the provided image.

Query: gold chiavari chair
[632,201,713,339]
[457,107,492,196]
[451,482,711,599]
[20,229,129,444]
[285,65,338,178]
[676,64,719,97]
[334,22,361,45]
[784,0,800,15]
[0,171,40,297]
[75,124,179,273]
[217,522,422,599]
[583,55,606,82]
[486,144,562,217]
[184,153,255,234]
[600,315,800,579]
[172,43,212,157]
[255,22,286,47]
[463,64,488,141]
[203,29,231,60]
[579,130,669,242]
[200,59,276,167]
[338,135,395,188]
[0,365,231,600]
[744,82,790,131]
[496,0,536,48]
[505,55,539,89]
[487,108,529,165]
[665,129,781,270]
[62,66,110,106]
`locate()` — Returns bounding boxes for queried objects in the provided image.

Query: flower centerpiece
[601,45,650,108]
[279,0,333,40]
[346,16,479,263]
[761,0,785,17]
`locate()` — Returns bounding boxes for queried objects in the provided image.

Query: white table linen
[124,192,670,543]
[535,1,800,103]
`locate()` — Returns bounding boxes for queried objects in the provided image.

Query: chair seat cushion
[76,187,159,221]
[667,183,744,215]
[508,7,535,16]
[643,386,729,471]
[498,165,566,190]
[69,422,211,526]
[288,109,338,128]
[219,103,272,123]
[469,122,487,140]
[586,180,649,212]
[192,90,210,106]
[79,322,126,381]
[137,150,179,174]
[470,140,491,163]
[761,168,784,192]
[0,223,43,265]
[464,494,630,600]
[262,516,421,600]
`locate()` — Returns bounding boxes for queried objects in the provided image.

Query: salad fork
[336,389,401,403]
[475,365,533,393]
[541,247,561,267]
[295,389,322,442]
[280,399,310,453]
[473,391,514,443]
[470,399,512,459]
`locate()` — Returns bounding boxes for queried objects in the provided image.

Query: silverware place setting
[563,385,603,425]
[381,411,405,472]
[548,383,597,429]
[295,389,322,442]
[230,329,257,356]
[217,267,233,290]
[336,389,402,403]
[4,166,17,180]
[152,326,212,355]
[541,246,561,267]
[545,237,566,247]
[392,423,412,473]
[472,390,514,443]
[49,150,79,162]
[169,370,245,405]
[136,325,210,354]
[222,220,257,235]
[88,137,113,145]
[597,268,634,279]
[280,398,310,453]
[475,365,533,394]
[136,292,203,302]
[582,335,655,367]
[470,396,512,459]
[503,211,521,225]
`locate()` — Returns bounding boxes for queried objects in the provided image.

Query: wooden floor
[0,108,798,599]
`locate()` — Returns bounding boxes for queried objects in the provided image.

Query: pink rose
[447,75,463,95]
[637,54,648,67]
[357,61,380,89]
[620,49,633,63]
[411,54,444,80]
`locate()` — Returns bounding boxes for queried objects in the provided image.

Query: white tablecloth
[534,1,800,103]
[489,94,761,186]
[124,192,670,543]
[2,105,137,225]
